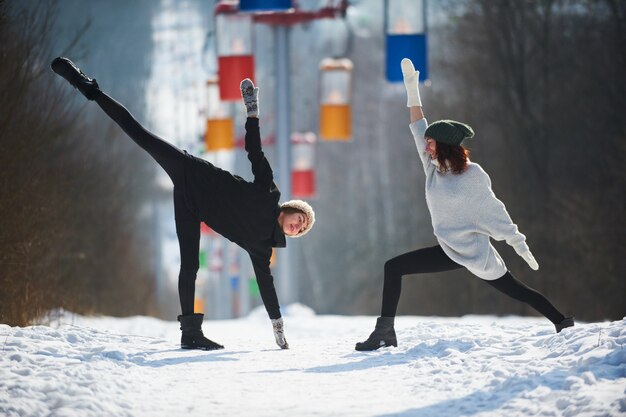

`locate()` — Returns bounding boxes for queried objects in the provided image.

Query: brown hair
[436,142,470,174]
[280,206,304,216]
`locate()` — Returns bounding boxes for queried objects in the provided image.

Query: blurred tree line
[298,0,625,322]
[0,1,157,326]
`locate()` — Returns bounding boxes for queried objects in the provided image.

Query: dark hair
[280,206,304,215]
[436,142,470,174]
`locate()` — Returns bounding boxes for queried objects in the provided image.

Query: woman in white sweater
[355,59,574,351]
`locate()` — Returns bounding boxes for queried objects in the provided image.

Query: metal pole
[274,24,294,306]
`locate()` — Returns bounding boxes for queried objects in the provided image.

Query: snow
[1,307,624,417]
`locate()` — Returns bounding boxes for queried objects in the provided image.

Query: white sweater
[410,119,531,280]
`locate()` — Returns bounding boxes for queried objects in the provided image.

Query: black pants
[94,90,199,315]
[380,245,565,324]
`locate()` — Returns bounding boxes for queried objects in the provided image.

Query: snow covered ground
[1,306,624,417]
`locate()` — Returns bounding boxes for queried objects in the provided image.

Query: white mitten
[401,58,422,107]
[522,251,539,271]
[271,318,289,349]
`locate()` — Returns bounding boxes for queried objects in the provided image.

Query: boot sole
[50,58,80,83]
[50,57,99,99]
[181,344,224,351]
[355,340,398,351]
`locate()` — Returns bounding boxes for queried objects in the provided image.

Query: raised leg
[93,91,186,186]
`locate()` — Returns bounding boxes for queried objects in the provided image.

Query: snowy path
[1,308,624,417]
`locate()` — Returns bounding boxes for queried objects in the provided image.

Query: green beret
[424,120,475,146]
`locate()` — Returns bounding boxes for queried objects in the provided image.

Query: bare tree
[0,1,157,325]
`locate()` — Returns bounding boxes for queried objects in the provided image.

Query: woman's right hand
[401,58,422,107]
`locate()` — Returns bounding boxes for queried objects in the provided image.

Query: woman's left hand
[522,252,539,270]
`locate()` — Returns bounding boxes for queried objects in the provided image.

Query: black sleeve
[245,118,274,190]
[246,241,281,320]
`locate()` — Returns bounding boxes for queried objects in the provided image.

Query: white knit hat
[280,200,316,237]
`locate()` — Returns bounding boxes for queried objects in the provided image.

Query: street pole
[274,24,294,306]
[237,1,348,309]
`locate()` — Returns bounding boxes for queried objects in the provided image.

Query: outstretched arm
[402,58,425,123]
[477,173,539,271]
[246,242,289,349]
[402,58,433,176]
[244,118,274,189]
[241,79,274,190]
[410,106,424,123]
[246,242,281,319]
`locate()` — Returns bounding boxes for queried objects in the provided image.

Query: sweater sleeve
[246,242,281,320]
[248,152,274,190]
[477,172,530,256]
[245,118,274,190]
[409,119,435,177]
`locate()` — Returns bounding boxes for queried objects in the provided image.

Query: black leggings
[380,245,565,324]
[94,90,199,315]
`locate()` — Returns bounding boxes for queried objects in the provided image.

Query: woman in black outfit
[51,57,315,351]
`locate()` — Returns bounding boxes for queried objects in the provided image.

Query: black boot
[555,317,575,333]
[355,317,397,351]
[177,313,224,351]
[50,57,100,100]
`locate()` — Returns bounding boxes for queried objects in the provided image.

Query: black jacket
[181,118,285,319]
